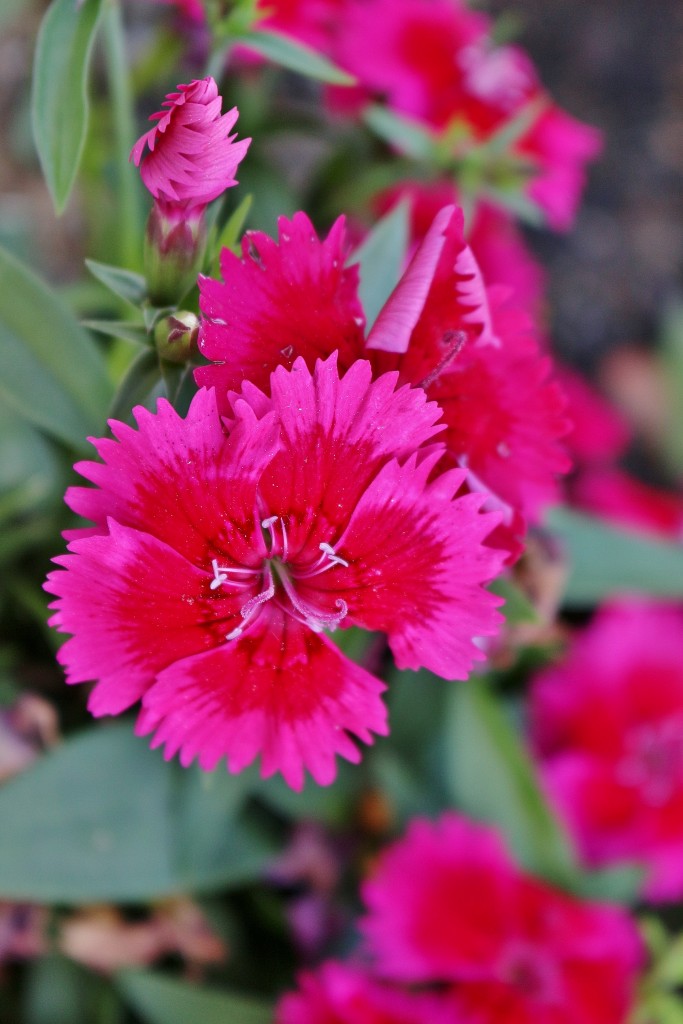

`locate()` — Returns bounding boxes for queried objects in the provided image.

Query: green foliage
[0,244,113,448]
[31,0,104,214]
[548,506,683,605]
[445,679,578,885]
[351,200,410,331]
[236,29,356,85]
[0,724,269,904]
[119,970,273,1024]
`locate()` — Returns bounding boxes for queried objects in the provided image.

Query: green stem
[101,0,142,271]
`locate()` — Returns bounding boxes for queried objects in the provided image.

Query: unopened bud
[144,202,207,306]
[154,311,200,364]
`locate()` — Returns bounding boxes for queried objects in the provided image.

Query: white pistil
[261,515,289,560]
[226,567,275,641]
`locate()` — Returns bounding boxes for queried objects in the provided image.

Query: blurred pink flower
[531,602,683,901]
[329,0,601,229]
[130,78,250,217]
[277,960,452,1024]
[197,207,570,559]
[361,813,642,1023]
[45,357,503,790]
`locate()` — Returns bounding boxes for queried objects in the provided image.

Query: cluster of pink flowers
[530,601,683,902]
[277,813,643,1023]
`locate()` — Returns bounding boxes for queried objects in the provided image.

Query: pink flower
[361,814,642,1023]
[130,78,250,216]
[276,961,452,1024]
[530,602,683,901]
[254,0,345,54]
[570,466,683,542]
[45,356,503,790]
[329,0,601,229]
[197,207,570,557]
[556,367,631,468]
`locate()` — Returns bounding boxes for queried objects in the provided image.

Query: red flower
[130,78,250,216]
[45,357,503,790]
[530,602,683,901]
[197,207,570,557]
[361,814,642,1023]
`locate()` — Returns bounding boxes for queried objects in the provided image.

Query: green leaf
[0,724,267,903]
[32,0,104,213]
[208,194,253,276]
[660,301,683,477]
[238,28,355,85]
[109,348,162,420]
[363,104,437,161]
[83,319,149,345]
[575,863,644,905]
[118,971,273,1024]
[547,506,683,605]
[0,244,113,447]
[0,0,31,31]
[350,200,410,332]
[488,576,538,625]
[24,956,111,1024]
[86,259,148,308]
[446,680,577,883]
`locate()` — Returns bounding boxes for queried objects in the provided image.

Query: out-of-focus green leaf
[109,348,161,420]
[0,244,113,447]
[119,971,273,1024]
[575,863,644,905]
[547,506,683,605]
[446,680,577,884]
[0,0,30,30]
[86,259,148,308]
[0,396,60,519]
[24,955,107,1024]
[31,0,104,213]
[488,577,539,625]
[350,200,409,332]
[363,105,437,161]
[0,724,268,903]
[83,319,149,345]
[238,29,355,85]
[661,301,683,477]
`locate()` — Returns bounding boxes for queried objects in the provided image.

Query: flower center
[616,718,683,806]
[497,943,560,1004]
[209,515,349,641]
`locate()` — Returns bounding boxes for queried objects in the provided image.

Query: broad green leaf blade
[119,971,273,1024]
[109,348,161,421]
[547,506,683,605]
[238,29,355,85]
[350,201,410,332]
[0,725,175,903]
[86,259,148,308]
[446,681,577,884]
[661,301,683,477]
[0,244,113,447]
[575,864,644,905]
[488,576,538,625]
[172,763,270,892]
[32,0,104,213]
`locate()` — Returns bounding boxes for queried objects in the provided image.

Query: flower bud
[154,310,200,363]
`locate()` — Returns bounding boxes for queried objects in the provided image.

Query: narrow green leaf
[83,319,149,345]
[446,681,577,883]
[109,348,162,420]
[0,0,31,31]
[86,259,148,307]
[660,301,683,477]
[32,0,104,213]
[238,28,355,85]
[547,506,683,605]
[350,200,410,332]
[488,577,538,625]
[208,194,253,275]
[363,104,437,161]
[119,971,273,1024]
[0,244,113,447]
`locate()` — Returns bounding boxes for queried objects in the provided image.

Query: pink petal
[196,213,366,404]
[136,605,388,790]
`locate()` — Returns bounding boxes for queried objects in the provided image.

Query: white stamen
[319,541,349,568]
[210,558,258,590]
[225,568,275,642]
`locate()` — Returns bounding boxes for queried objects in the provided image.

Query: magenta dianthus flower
[130,77,250,216]
[45,357,503,790]
[361,814,642,1023]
